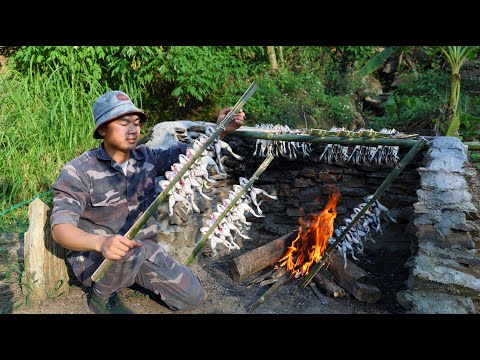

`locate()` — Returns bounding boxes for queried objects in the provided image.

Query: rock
[398,289,476,314]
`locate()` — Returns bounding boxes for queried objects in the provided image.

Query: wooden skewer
[91,82,258,283]
[246,273,294,313]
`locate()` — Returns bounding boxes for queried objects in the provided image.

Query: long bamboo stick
[230,129,419,148]
[90,82,258,283]
[299,136,429,288]
[307,128,418,139]
[246,272,294,313]
[465,142,480,150]
[183,154,275,266]
[231,129,478,151]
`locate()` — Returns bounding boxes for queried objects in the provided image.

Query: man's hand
[217,107,245,139]
[51,223,142,260]
[100,234,142,260]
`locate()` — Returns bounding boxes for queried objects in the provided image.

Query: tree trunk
[267,46,278,71]
[278,46,285,69]
[22,198,70,301]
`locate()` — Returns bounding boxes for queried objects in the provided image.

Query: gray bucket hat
[92,91,148,139]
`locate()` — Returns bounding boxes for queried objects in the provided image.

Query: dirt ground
[2,232,407,315]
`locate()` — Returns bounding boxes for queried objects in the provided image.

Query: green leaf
[446,115,461,137]
[356,46,399,79]
[406,97,417,111]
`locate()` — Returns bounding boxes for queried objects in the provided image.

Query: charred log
[326,251,381,303]
[312,270,346,298]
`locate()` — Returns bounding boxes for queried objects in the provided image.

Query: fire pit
[141,124,480,314]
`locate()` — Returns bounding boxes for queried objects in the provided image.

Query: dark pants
[67,240,205,311]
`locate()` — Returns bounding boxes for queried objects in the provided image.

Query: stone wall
[225,136,421,253]
[398,137,480,314]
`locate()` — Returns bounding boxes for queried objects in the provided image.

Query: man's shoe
[87,290,134,314]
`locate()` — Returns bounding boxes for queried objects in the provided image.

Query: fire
[278,192,339,278]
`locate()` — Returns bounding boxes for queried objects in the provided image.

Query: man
[50,90,245,314]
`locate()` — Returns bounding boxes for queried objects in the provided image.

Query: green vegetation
[439,46,478,136]
[358,46,480,136]
[0,64,114,225]
[370,68,450,131]
[1,45,479,314]
[1,45,479,232]
[0,221,28,313]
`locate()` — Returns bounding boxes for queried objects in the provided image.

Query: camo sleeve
[50,162,89,229]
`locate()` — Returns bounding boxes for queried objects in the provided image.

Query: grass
[0,221,29,313]
[0,62,145,312]
[0,220,71,313]
[0,65,143,228]
[0,244,26,313]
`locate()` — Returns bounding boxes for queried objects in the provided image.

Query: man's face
[98,114,142,153]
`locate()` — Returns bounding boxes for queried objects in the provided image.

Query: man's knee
[171,272,206,311]
[189,283,206,307]
[176,283,206,311]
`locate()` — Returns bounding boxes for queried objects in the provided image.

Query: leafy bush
[220,68,358,129]
[459,112,480,141]
[370,69,449,131]
[335,46,383,70]
[8,46,266,125]
[9,46,164,89]
[3,45,476,228]
[0,65,142,226]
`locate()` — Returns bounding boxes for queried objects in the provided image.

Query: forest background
[0,45,479,235]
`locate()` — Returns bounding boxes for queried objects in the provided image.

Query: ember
[277,192,339,277]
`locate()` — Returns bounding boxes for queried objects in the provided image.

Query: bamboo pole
[465,142,480,150]
[230,129,419,148]
[183,154,275,266]
[299,137,429,288]
[246,272,294,313]
[91,82,258,283]
[231,129,478,151]
[308,128,418,139]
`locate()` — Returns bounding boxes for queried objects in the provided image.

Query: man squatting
[50,90,245,314]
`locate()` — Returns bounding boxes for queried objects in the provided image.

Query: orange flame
[278,192,339,278]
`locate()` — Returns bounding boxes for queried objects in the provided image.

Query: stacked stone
[399,137,480,314]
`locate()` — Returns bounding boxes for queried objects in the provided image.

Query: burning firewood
[230,231,296,282]
[277,192,339,278]
[233,188,386,308]
[236,194,338,307]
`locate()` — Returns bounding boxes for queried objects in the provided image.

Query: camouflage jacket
[50,142,188,247]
